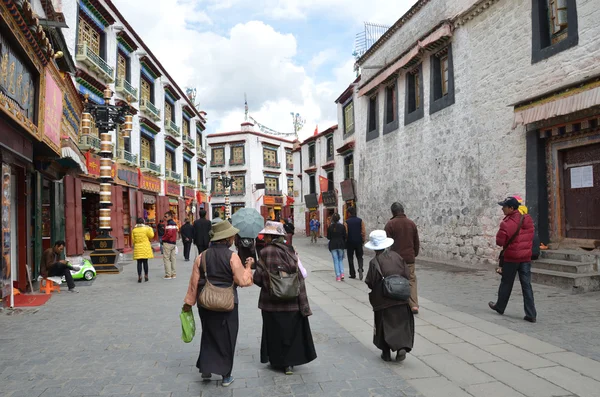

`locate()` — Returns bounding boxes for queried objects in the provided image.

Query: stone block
[445,326,504,347]
[465,381,526,397]
[532,366,600,397]
[408,376,473,397]
[483,344,556,370]
[440,342,500,364]
[497,333,565,355]
[541,351,600,382]
[417,325,463,345]
[421,353,494,386]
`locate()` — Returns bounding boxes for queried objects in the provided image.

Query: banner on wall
[1,164,13,307]
[44,70,63,151]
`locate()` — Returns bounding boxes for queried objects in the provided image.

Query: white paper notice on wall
[570,166,594,189]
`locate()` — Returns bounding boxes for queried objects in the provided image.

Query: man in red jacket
[489,197,537,323]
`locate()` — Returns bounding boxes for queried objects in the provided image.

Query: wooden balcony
[139,99,161,122]
[75,43,114,83]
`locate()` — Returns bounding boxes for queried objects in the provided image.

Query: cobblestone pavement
[2,237,600,397]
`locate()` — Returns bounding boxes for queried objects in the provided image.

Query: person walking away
[344,206,366,280]
[384,202,420,314]
[253,221,317,375]
[157,219,166,254]
[489,197,537,323]
[40,240,81,293]
[182,221,254,387]
[180,218,194,262]
[132,218,154,282]
[309,214,320,243]
[327,213,347,281]
[193,210,212,256]
[162,211,179,279]
[364,230,414,362]
[283,217,295,246]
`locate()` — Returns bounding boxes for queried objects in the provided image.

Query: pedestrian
[327,213,347,281]
[344,206,366,280]
[132,218,154,283]
[180,217,194,262]
[283,217,295,245]
[384,202,420,314]
[182,221,254,387]
[193,210,212,256]
[309,213,320,243]
[157,219,166,254]
[253,221,317,375]
[40,240,81,293]
[235,235,257,269]
[162,211,178,279]
[364,230,414,362]
[488,197,537,323]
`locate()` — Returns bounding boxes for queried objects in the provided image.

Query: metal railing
[229,159,245,166]
[210,161,225,167]
[183,176,196,186]
[115,77,138,101]
[140,98,161,121]
[197,183,208,191]
[183,135,195,148]
[78,134,101,152]
[165,169,182,182]
[197,146,206,158]
[263,160,281,169]
[286,163,294,171]
[75,43,114,82]
[265,189,282,196]
[116,148,138,166]
[164,119,181,138]
[141,159,161,175]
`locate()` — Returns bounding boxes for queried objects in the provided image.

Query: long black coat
[365,250,410,311]
[193,218,212,248]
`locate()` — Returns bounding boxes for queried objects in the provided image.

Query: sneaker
[68,288,79,293]
[221,376,235,387]
[285,366,293,375]
[171,275,176,279]
[524,316,537,323]
[163,275,172,279]
[335,277,341,282]
[341,273,345,280]
[201,373,211,381]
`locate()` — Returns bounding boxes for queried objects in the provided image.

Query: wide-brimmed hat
[258,220,286,236]
[210,220,240,242]
[364,230,394,251]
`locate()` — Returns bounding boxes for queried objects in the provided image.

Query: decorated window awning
[79,0,114,31]
[140,56,161,80]
[358,22,453,97]
[164,85,181,102]
[75,69,105,104]
[336,140,355,155]
[304,167,317,174]
[513,78,600,128]
[59,145,88,174]
[196,120,206,132]
[165,134,181,147]
[117,31,138,54]
[322,161,335,170]
[139,117,160,138]
[183,148,194,160]
[183,105,195,119]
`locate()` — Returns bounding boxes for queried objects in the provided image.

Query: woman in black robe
[364,230,415,362]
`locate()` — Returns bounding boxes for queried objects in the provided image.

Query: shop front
[183,186,196,222]
[164,180,186,227]
[322,190,339,234]
[115,164,142,251]
[139,172,161,241]
[303,194,320,237]
[340,179,357,221]
[261,195,285,221]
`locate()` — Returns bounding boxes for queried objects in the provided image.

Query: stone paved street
[2,237,600,397]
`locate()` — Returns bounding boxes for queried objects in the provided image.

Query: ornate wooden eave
[165,135,181,148]
[453,0,500,28]
[336,140,355,155]
[139,117,160,134]
[3,0,51,66]
[322,161,335,170]
[197,157,206,165]
[304,167,317,174]
[183,105,194,119]
[76,69,105,93]
[164,84,181,101]
[82,0,115,26]
[196,120,206,132]
[140,56,161,79]
[117,31,138,52]
[183,146,194,157]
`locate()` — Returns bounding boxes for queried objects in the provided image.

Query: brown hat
[210,220,240,242]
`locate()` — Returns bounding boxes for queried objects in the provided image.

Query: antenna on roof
[244,93,248,121]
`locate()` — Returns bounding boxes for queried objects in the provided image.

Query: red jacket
[162,220,179,244]
[496,210,534,263]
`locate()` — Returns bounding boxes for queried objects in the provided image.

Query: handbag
[180,309,195,343]
[373,256,410,302]
[259,244,300,300]
[498,215,524,268]
[197,250,235,312]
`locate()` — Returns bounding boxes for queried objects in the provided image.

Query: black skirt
[373,304,415,352]
[260,311,317,368]
[196,304,239,376]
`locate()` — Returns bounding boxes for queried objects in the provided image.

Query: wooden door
[64,176,83,256]
[305,211,310,237]
[561,143,600,240]
[136,191,144,219]
[260,206,269,222]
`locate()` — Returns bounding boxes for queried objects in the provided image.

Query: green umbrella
[230,208,265,238]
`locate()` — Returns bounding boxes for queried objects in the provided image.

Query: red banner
[85,152,115,178]
[138,170,161,193]
[184,187,195,199]
[319,175,328,194]
[165,180,181,197]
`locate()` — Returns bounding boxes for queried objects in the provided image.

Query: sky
[113,0,415,141]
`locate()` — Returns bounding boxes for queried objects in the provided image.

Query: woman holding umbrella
[231,208,265,269]
[253,221,317,375]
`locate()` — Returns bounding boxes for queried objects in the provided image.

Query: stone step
[533,258,597,274]
[531,268,600,294]
[540,249,598,263]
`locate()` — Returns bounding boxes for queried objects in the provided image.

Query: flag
[319,175,329,193]
[313,125,318,136]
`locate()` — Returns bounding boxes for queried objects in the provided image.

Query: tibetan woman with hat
[364,230,415,362]
[253,221,317,375]
[182,220,254,387]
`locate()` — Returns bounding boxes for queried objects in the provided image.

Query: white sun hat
[364,230,394,250]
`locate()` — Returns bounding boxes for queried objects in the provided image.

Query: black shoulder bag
[498,215,524,268]
[373,256,411,302]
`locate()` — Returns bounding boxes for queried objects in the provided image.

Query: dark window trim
[344,153,354,180]
[430,45,455,115]
[309,174,316,194]
[531,0,578,64]
[383,81,399,135]
[183,159,191,177]
[342,98,355,138]
[404,63,424,126]
[326,136,334,161]
[308,144,316,166]
[230,144,245,164]
[140,75,155,103]
[366,94,379,142]
[166,148,176,171]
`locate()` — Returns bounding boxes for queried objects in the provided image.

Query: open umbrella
[230,208,265,238]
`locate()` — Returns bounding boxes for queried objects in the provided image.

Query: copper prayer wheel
[81,113,91,134]
[99,208,111,229]
[122,115,133,138]
[100,133,112,153]
[100,158,112,178]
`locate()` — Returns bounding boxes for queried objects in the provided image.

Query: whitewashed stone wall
[355,0,600,264]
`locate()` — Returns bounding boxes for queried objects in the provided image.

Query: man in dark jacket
[489,197,537,323]
[157,219,166,254]
[41,240,80,293]
[344,206,366,280]
[193,210,212,256]
[180,218,194,261]
[384,202,420,314]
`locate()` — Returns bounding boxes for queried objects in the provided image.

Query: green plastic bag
[180,309,195,343]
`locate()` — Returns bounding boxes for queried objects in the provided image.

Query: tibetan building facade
[59,0,208,256]
[1,0,88,297]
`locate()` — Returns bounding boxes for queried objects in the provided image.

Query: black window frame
[116,49,131,81]
[183,159,191,177]
[308,144,316,167]
[309,174,316,194]
[342,99,355,137]
[531,0,578,64]
[326,136,334,161]
[383,81,399,134]
[344,154,354,180]
[366,94,379,142]
[230,144,245,165]
[197,167,204,184]
[165,148,176,171]
[405,63,424,126]
[430,45,455,115]
[326,171,334,191]
[140,75,155,103]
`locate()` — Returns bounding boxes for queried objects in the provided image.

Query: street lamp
[212,171,233,219]
[81,87,132,273]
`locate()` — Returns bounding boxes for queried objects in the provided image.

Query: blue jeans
[496,261,537,319]
[331,249,345,277]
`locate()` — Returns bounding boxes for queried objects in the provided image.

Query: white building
[207,121,295,221]
[60,0,208,251]
[352,0,600,265]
